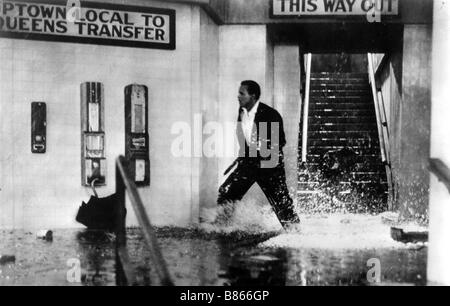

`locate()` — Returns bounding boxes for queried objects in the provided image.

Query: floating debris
[391,227,428,244]
[36,230,53,241]
[0,255,16,265]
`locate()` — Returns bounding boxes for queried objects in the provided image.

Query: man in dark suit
[216,80,301,230]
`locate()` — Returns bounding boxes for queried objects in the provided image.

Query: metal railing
[430,158,450,194]
[301,53,312,163]
[368,53,395,209]
[115,156,173,286]
[367,53,388,165]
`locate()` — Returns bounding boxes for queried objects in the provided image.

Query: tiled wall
[0,2,203,229]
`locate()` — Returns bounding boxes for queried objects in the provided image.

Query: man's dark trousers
[217,157,299,228]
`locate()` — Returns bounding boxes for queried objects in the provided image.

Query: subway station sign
[272,0,399,16]
[0,1,176,49]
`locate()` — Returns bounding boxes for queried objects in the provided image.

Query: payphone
[31,102,46,153]
[125,84,150,186]
[81,82,106,186]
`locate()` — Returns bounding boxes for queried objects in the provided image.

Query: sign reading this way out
[272,0,399,16]
[0,0,176,49]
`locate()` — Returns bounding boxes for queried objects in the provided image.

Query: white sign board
[272,0,399,16]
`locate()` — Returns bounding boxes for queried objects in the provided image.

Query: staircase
[298,72,388,214]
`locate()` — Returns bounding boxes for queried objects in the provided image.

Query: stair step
[310,102,374,110]
[311,89,370,94]
[307,139,379,147]
[309,123,378,131]
[310,83,369,90]
[310,92,372,98]
[309,110,375,117]
[303,162,386,171]
[309,116,377,124]
[308,132,379,139]
[298,181,388,189]
[310,97,373,103]
[307,146,380,155]
[311,72,368,78]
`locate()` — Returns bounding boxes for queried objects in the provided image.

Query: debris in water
[0,255,16,265]
[390,227,428,244]
[36,230,53,241]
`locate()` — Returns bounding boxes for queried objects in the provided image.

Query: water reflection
[0,226,427,286]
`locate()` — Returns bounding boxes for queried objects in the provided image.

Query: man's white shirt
[241,101,260,145]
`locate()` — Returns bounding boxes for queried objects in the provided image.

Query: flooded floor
[0,214,427,286]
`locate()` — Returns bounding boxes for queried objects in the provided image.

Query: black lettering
[134,27,143,38]
[2,2,15,15]
[19,17,29,31]
[123,13,133,25]
[141,14,152,27]
[75,21,86,34]
[307,0,318,11]
[111,24,122,37]
[279,0,286,12]
[43,19,55,32]
[40,5,54,18]
[99,11,110,23]
[16,3,27,16]
[290,0,300,12]
[86,10,97,22]
[99,24,111,37]
[31,18,43,32]
[110,12,123,24]
[323,0,336,12]
[387,0,393,11]
[123,25,134,38]
[346,0,357,12]
[55,7,66,20]
[152,16,164,27]
[375,0,383,11]
[335,0,346,12]
[4,16,17,29]
[144,27,154,40]
[302,0,306,12]
[155,29,164,41]
[56,20,67,33]
[87,23,99,35]
[27,5,40,18]
[361,0,374,12]
[0,17,4,30]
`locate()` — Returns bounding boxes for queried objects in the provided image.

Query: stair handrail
[301,53,312,163]
[115,156,174,286]
[430,158,450,194]
[367,53,387,164]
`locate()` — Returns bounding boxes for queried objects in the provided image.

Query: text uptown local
[0,2,167,40]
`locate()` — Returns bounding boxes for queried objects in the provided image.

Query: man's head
[238,80,261,110]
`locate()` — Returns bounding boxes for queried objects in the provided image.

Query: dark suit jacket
[236,102,286,165]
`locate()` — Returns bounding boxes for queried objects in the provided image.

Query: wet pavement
[0,214,427,286]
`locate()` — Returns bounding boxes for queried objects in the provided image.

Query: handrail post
[116,156,174,286]
[367,53,387,164]
[301,53,312,163]
[115,161,126,248]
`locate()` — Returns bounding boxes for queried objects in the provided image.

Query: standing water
[0,200,427,286]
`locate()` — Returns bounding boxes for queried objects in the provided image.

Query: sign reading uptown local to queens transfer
[0,0,176,49]
[272,0,399,16]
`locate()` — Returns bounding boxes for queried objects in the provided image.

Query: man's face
[238,85,255,109]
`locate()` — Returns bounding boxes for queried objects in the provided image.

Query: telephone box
[31,102,46,153]
[81,82,106,186]
[125,84,150,186]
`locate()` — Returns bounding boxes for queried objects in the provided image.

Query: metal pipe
[367,53,387,164]
[301,53,312,163]
[115,156,174,286]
